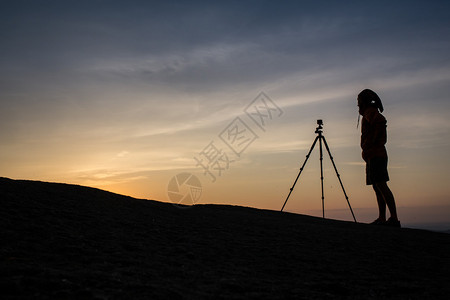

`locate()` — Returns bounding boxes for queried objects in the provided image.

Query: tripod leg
[319,135,325,218]
[281,136,319,212]
[321,136,357,222]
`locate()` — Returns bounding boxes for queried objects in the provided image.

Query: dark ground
[1,177,449,299]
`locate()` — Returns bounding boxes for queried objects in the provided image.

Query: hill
[1,177,449,299]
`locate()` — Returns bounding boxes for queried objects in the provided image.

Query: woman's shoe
[370,218,386,225]
[385,217,401,228]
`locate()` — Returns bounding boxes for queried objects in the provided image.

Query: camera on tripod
[315,119,323,134]
[281,119,357,222]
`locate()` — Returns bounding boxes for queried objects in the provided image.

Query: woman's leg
[373,184,386,221]
[374,181,398,221]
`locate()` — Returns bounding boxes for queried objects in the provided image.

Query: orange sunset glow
[1,1,450,231]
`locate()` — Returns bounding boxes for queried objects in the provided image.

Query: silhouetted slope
[1,177,449,299]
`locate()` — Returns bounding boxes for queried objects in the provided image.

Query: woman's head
[357,89,383,115]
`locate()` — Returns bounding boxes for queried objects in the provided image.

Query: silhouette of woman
[358,89,400,227]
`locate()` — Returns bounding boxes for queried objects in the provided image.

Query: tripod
[281,120,357,222]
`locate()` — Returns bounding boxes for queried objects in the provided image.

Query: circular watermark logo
[167,173,202,207]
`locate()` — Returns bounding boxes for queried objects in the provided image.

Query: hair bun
[358,89,384,112]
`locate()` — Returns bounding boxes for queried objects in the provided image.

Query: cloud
[2,0,449,99]
[1,0,450,214]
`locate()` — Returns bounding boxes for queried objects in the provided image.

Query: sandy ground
[1,177,449,299]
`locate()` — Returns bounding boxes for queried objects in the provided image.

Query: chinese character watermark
[166,92,283,206]
[167,172,202,207]
[219,117,258,157]
[245,92,283,131]
[194,141,234,182]
[195,92,283,183]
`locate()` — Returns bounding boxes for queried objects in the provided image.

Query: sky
[1,0,450,228]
